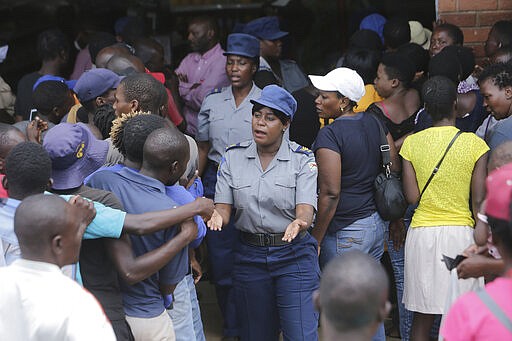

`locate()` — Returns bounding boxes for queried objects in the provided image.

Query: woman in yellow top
[400,76,488,341]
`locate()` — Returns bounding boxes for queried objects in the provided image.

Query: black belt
[240,230,307,247]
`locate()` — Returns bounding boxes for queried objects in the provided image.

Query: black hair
[76,106,89,124]
[383,18,411,50]
[37,29,70,62]
[348,29,384,51]
[492,20,512,48]
[487,216,512,256]
[88,32,117,64]
[422,76,457,122]
[120,73,165,115]
[428,48,462,84]
[435,23,464,45]
[133,37,164,71]
[32,81,71,116]
[252,102,290,126]
[478,62,512,89]
[396,43,430,74]
[342,48,381,84]
[381,52,416,88]
[444,45,475,80]
[123,114,166,163]
[5,142,51,199]
[93,104,116,140]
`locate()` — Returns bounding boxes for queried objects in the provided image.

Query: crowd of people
[0,9,511,341]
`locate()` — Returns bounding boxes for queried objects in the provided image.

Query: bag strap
[368,113,391,167]
[418,130,462,201]
[476,288,512,333]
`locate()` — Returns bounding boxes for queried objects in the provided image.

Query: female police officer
[209,85,319,341]
[196,33,261,339]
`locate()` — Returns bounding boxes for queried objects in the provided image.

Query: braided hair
[422,76,457,122]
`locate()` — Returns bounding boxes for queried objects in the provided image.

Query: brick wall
[437,0,512,62]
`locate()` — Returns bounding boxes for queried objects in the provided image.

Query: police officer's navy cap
[224,33,260,59]
[250,85,297,119]
[243,16,288,41]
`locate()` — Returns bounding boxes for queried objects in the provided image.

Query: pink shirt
[441,277,512,341]
[175,43,229,136]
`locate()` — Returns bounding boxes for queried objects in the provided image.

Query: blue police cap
[243,16,288,41]
[223,33,260,59]
[250,85,297,119]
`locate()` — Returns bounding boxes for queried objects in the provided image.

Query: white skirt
[403,225,483,314]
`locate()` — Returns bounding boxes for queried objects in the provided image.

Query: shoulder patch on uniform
[225,140,251,151]
[205,87,223,97]
[293,145,313,156]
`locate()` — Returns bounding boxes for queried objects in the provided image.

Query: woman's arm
[312,148,341,246]
[387,132,401,173]
[402,159,420,204]
[282,204,315,242]
[470,152,488,223]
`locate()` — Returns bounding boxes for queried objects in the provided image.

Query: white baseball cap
[309,67,366,102]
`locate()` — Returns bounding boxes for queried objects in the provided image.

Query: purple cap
[33,75,77,91]
[43,123,109,190]
[244,16,288,41]
[74,68,122,103]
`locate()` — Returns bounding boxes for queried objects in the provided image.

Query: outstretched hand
[207,209,223,231]
[282,219,308,242]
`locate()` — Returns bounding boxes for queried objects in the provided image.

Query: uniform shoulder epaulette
[205,87,223,97]
[225,140,251,151]
[292,143,313,156]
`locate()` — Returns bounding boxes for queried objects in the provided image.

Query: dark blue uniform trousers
[203,163,240,337]
[234,233,320,341]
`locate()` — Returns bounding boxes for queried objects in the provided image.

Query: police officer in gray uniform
[209,85,319,341]
[196,33,261,340]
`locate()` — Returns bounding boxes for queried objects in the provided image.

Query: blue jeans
[167,274,196,341]
[234,233,320,341]
[319,211,386,341]
[387,205,413,341]
[187,273,206,341]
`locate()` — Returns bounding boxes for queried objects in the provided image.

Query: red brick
[462,27,491,43]
[500,0,512,9]
[478,11,512,26]
[459,0,497,10]
[438,0,457,12]
[440,13,476,26]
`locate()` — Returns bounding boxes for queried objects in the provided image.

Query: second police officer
[197,32,262,339]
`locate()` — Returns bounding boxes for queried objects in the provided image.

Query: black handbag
[370,114,408,221]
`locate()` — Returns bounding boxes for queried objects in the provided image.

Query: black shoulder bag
[371,114,408,221]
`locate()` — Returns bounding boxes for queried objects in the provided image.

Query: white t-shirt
[0,259,115,340]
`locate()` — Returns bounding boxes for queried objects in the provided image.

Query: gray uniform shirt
[215,137,318,234]
[197,83,262,164]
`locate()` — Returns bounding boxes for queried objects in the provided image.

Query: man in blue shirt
[0,141,213,340]
[88,127,192,340]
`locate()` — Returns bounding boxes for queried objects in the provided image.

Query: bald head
[14,194,80,266]
[319,251,389,334]
[95,44,132,69]
[107,54,145,76]
[142,127,189,184]
[133,37,165,72]
[489,141,512,172]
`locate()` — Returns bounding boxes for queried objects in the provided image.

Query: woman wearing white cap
[310,67,400,341]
